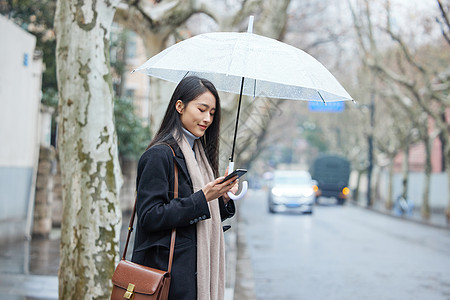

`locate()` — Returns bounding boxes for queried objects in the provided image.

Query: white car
[268,170,315,214]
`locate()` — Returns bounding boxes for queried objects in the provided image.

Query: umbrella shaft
[230,77,245,162]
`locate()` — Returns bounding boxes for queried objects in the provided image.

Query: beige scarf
[176,134,225,300]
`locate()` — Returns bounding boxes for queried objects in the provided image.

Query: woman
[131,76,238,300]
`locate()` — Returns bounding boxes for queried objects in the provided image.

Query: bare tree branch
[383,3,427,75]
[347,0,370,58]
[436,0,450,45]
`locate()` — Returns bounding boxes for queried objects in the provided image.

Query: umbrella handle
[226,161,248,201]
[227,181,248,201]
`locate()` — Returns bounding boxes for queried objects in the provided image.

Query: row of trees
[347,0,450,218]
[259,0,449,222]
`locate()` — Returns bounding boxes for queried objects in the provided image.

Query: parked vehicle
[310,154,351,205]
[268,170,315,214]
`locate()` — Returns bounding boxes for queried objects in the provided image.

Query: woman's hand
[221,166,239,203]
[222,179,239,203]
[202,167,238,202]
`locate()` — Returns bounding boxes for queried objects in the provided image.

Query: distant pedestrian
[394,195,414,216]
[131,76,238,300]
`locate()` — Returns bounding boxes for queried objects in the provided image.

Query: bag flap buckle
[123,283,135,299]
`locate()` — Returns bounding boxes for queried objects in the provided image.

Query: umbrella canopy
[133,19,353,200]
[133,31,352,102]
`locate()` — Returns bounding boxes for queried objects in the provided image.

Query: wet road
[238,189,450,300]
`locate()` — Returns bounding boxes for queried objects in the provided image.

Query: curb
[225,199,257,300]
[350,200,450,230]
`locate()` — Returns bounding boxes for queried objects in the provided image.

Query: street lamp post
[367,95,375,207]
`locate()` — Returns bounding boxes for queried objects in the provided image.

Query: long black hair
[148,76,221,176]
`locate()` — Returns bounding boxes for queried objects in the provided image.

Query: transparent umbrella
[133,17,353,199]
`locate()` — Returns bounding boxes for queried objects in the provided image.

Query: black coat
[131,142,236,300]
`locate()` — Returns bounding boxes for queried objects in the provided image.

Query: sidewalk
[0,212,131,300]
[356,199,450,230]
[0,230,60,299]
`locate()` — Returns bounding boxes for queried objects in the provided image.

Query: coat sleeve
[218,198,236,221]
[136,145,211,233]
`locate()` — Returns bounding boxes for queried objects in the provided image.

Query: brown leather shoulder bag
[111,146,178,300]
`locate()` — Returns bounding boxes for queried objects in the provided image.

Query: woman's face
[176,91,216,137]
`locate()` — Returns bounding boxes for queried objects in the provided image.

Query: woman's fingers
[203,176,239,201]
[218,175,237,186]
[230,179,239,194]
[223,166,229,177]
[216,177,238,196]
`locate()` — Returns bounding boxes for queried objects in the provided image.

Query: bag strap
[122,144,178,274]
[167,145,178,273]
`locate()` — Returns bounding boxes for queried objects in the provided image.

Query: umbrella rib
[181,71,190,80]
[318,90,326,103]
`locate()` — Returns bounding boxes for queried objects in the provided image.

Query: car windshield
[273,172,311,185]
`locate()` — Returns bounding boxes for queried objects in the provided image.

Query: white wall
[0,15,42,241]
[380,171,449,209]
[0,15,40,167]
[353,169,449,210]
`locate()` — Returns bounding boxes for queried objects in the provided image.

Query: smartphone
[220,169,247,183]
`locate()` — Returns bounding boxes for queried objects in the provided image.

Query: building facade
[0,15,44,242]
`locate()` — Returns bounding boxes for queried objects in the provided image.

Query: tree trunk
[422,136,432,219]
[401,143,409,200]
[373,165,381,203]
[446,150,450,224]
[386,157,394,210]
[443,123,450,224]
[54,1,122,299]
[353,169,363,203]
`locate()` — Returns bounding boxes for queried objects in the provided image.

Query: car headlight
[303,189,314,197]
[271,187,283,197]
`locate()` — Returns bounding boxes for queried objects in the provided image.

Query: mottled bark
[401,143,409,201]
[54,0,122,299]
[422,135,432,219]
[386,157,394,209]
[352,170,361,202]
[446,153,450,223]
